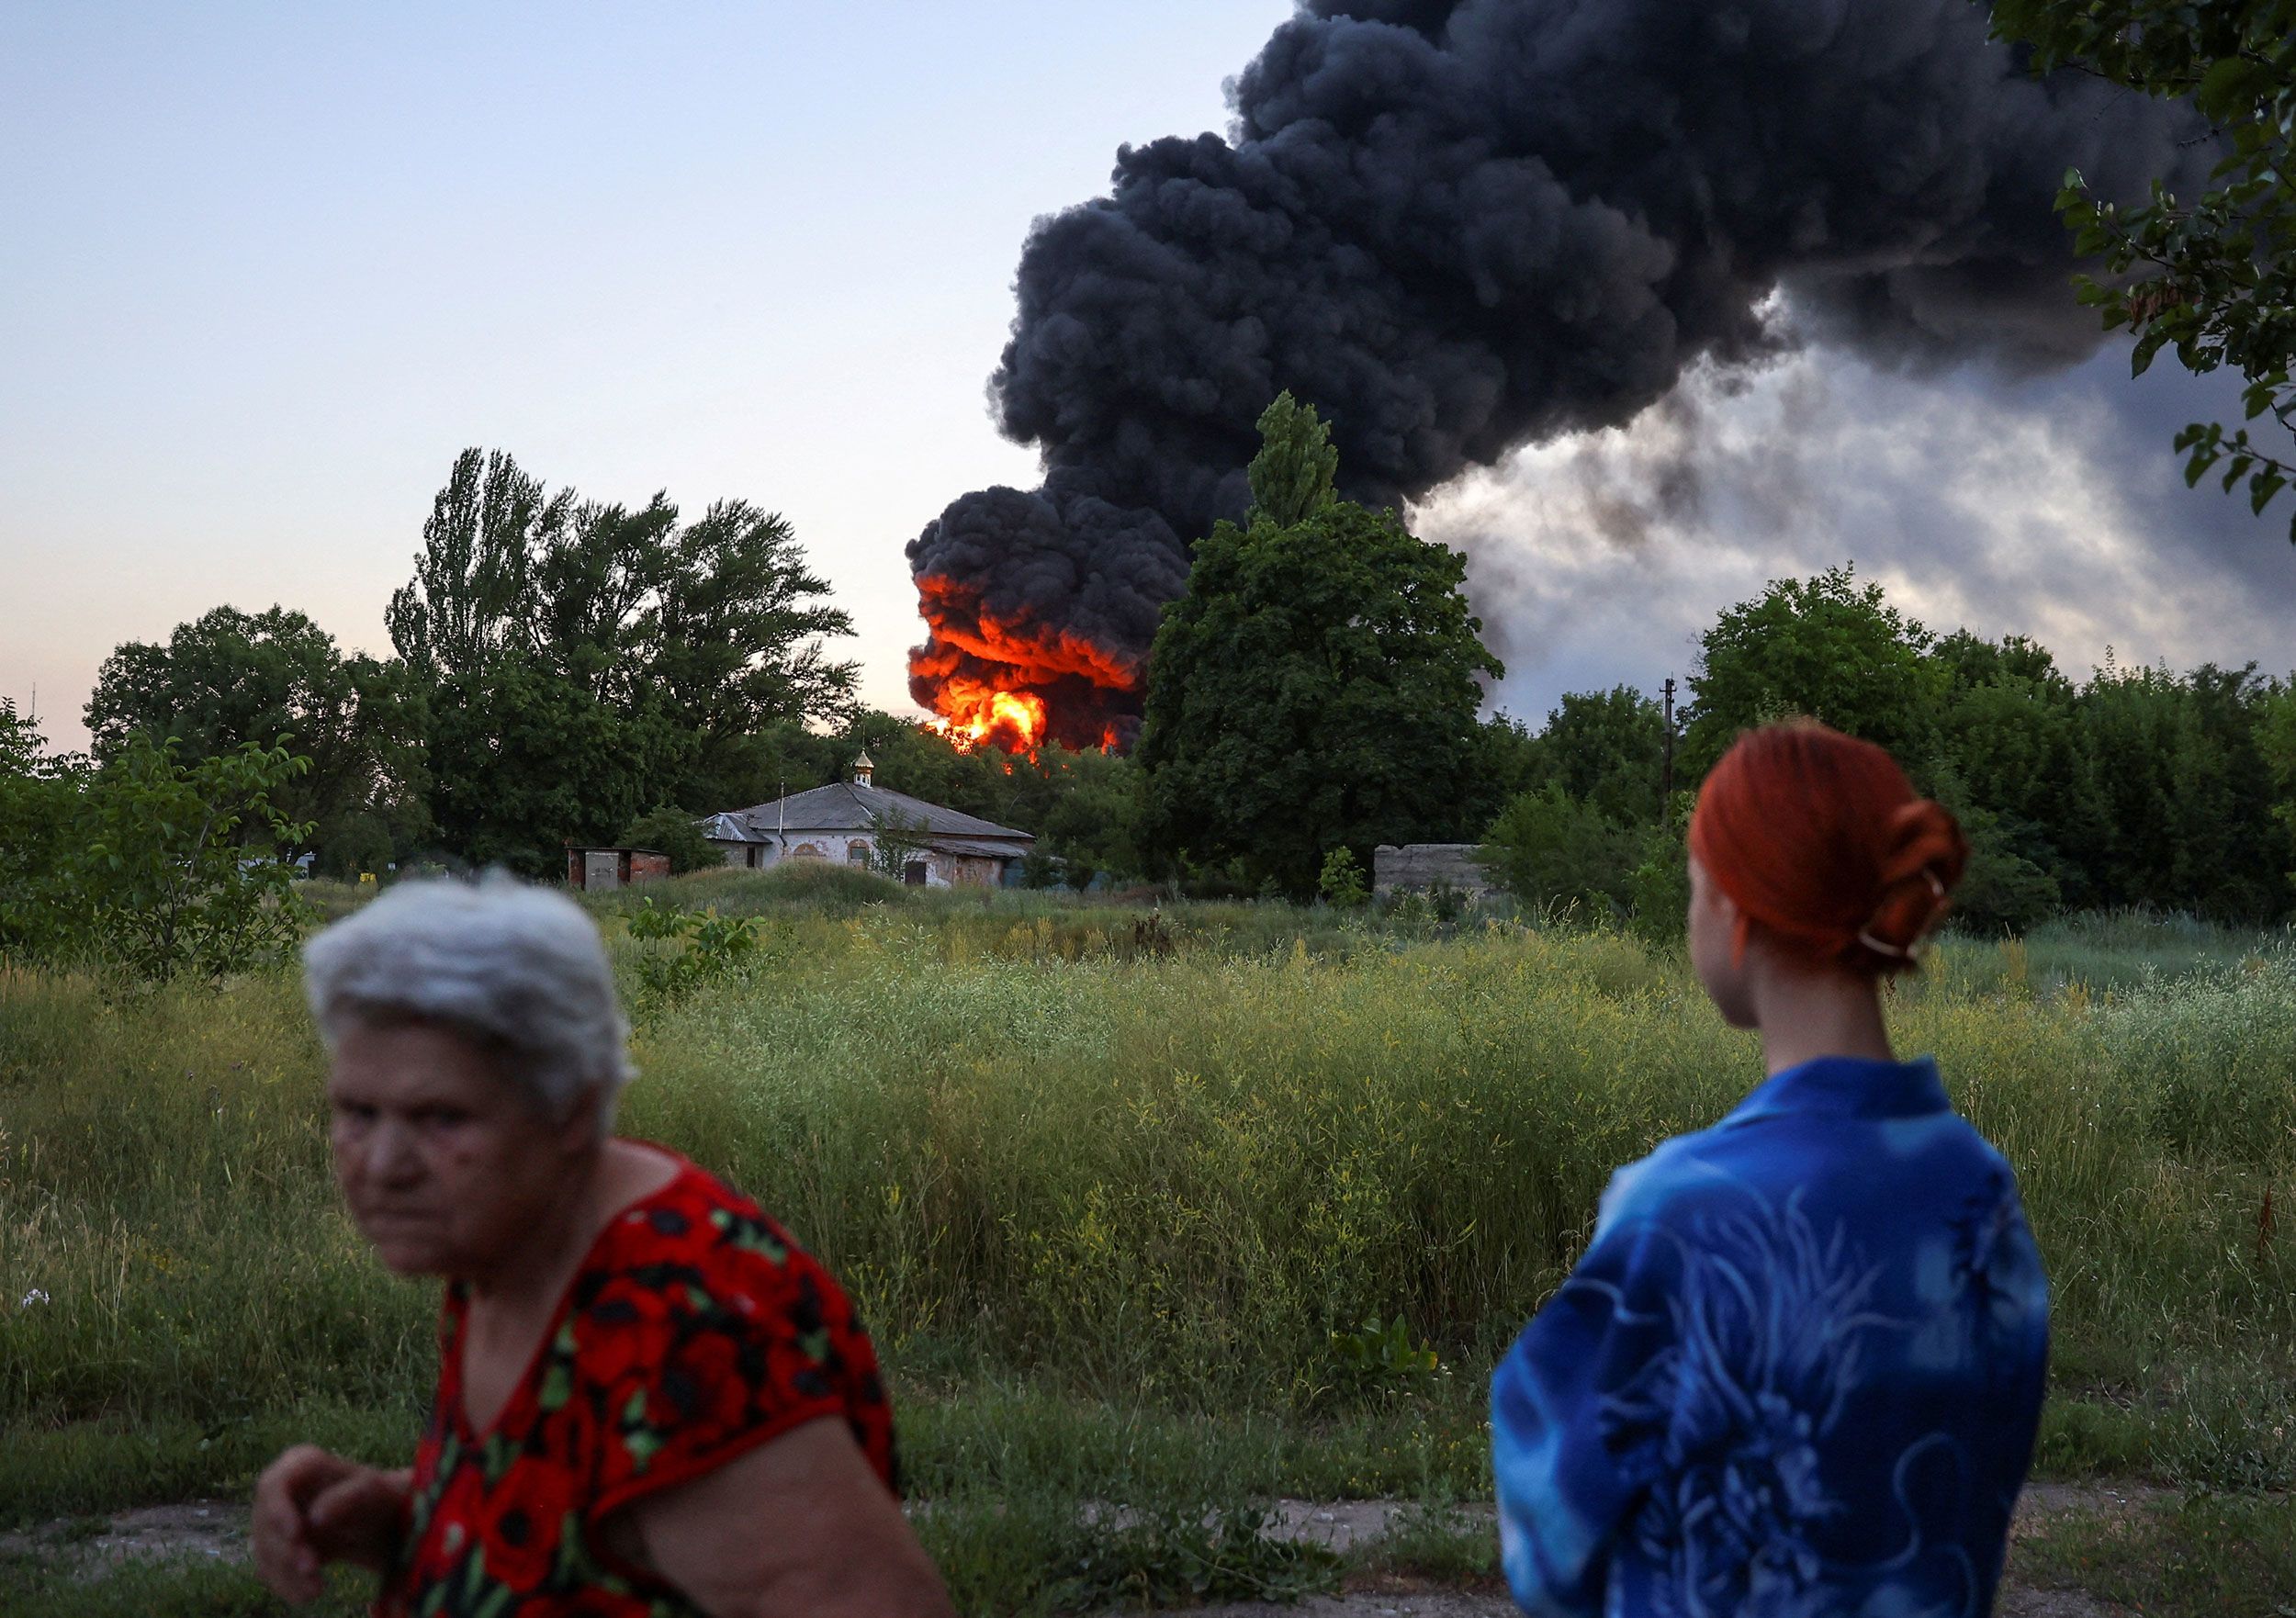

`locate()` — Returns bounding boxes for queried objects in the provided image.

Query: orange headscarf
[1688,721,1968,975]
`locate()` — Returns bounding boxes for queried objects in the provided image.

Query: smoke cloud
[909,0,2209,740]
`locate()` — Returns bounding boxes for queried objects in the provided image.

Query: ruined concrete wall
[1372,843,1496,899]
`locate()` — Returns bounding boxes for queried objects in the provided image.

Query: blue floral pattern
[1491,1057,2049,1618]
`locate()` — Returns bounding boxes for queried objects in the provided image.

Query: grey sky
[3,2,2289,754]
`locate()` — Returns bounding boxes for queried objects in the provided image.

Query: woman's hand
[251,1444,411,1603]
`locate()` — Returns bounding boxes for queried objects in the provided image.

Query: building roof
[705,781,1035,847]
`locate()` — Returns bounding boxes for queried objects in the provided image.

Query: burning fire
[930,676,1049,756]
[909,574,1142,756]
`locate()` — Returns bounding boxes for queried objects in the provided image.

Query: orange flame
[909,573,1141,756]
[930,676,1049,757]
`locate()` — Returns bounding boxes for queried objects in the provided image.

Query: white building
[699,753,1035,888]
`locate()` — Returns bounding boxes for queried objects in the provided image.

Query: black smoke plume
[908,0,2207,744]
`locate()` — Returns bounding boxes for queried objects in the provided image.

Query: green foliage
[1991,0,2296,542]
[0,712,315,982]
[84,603,430,876]
[617,805,722,876]
[1244,389,1340,528]
[1138,398,1503,895]
[1522,568,2296,931]
[422,650,694,875]
[1480,784,1638,916]
[625,900,766,1015]
[75,736,317,982]
[1515,686,1670,826]
[0,701,90,959]
[1624,817,1693,943]
[1049,1497,1340,1612]
[1949,813,2064,938]
[5,908,2294,1543]
[1327,1315,1442,1392]
[2262,681,2296,882]
[2077,658,2286,920]
[2014,1493,2296,1618]
[1682,564,1944,775]
[1318,847,1369,908]
[681,859,910,916]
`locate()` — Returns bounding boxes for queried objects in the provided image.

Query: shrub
[1317,848,1369,908]
[618,805,723,875]
[1480,784,1637,916]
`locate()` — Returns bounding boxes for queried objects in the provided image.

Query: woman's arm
[613,1418,953,1618]
[1491,1212,1678,1618]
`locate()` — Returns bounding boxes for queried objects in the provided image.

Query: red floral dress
[376,1152,897,1617]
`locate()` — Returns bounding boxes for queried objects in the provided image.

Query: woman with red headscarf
[1491,721,2050,1618]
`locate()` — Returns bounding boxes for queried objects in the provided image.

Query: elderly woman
[253,877,951,1618]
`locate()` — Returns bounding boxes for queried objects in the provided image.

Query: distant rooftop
[706,781,1033,846]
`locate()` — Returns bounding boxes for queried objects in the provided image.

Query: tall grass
[2,893,2291,1528]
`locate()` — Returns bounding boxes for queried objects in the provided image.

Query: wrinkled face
[1688,855,1758,1030]
[326,1020,591,1279]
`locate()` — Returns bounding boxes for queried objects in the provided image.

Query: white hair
[302,873,636,1133]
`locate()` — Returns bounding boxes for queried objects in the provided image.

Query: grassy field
[3,869,2292,1612]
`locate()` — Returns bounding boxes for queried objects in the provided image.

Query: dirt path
[4,1483,2163,1612]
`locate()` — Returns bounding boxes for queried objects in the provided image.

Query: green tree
[0,702,89,960]
[1136,398,1503,895]
[619,805,724,875]
[1318,846,1369,908]
[1517,686,1670,826]
[1246,390,1341,527]
[84,604,429,873]
[74,736,314,981]
[2258,679,2296,884]
[1992,0,2296,540]
[1926,760,2065,936]
[2070,658,2287,921]
[423,652,692,875]
[1930,635,2106,909]
[703,720,852,813]
[389,449,859,863]
[385,448,568,677]
[1024,747,1143,883]
[1683,565,1945,777]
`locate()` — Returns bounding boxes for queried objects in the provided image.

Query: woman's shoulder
[1592,1092,2023,1265]
[562,1154,895,1510]
[587,1150,828,1309]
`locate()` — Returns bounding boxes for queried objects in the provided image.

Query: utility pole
[1660,677,1677,829]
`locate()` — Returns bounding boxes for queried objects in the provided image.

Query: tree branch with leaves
[1992,0,2296,539]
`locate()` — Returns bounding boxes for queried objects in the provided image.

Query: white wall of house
[708,835,980,888]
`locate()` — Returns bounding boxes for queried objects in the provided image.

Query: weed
[2013,1492,2296,1618]
[1327,1315,1443,1397]
[1,888,2291,1614]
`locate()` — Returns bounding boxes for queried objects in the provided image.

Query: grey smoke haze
[908,0,2210,737]
[1416,348,2296,719]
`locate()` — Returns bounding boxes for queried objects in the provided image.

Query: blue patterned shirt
[1491,1055,2050,1618]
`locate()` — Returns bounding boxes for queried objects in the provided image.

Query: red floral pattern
[375,1153,896,1617]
